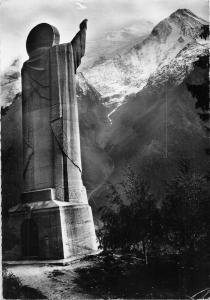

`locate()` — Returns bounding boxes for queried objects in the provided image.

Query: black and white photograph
[1,0,209,298]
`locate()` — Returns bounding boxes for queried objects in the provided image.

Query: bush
[161,162,210,265]
[98,161,210,267]
[3,266,23,299]
[3,266,47,299]
[98,166,162,264]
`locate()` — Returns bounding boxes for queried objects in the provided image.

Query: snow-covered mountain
[82,9,208,119]
[105,20,154,41]
[80,19,154,71]
[1,58,21,107]
[147,41,208,88]
[93,52,209,208]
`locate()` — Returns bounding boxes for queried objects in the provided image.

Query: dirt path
[7,261,100,300]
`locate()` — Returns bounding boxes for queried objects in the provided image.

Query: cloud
[0,0,8,6]
[76,2,87,9]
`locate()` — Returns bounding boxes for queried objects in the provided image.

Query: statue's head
[26,23,60,57]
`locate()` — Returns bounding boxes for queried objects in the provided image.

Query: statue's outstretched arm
[71,19,88,73]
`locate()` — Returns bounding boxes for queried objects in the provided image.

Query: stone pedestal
[4,189,97,260]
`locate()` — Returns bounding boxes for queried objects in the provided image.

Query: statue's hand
[80,19,88,30]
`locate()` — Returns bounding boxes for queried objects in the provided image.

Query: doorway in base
[21,218,39,258]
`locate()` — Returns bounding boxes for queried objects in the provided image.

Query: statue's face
[26,23,60,57]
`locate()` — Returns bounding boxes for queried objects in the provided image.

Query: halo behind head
[26,23,60,56]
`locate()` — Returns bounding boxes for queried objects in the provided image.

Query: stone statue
[6,20,97,260]
[22,19,88,202]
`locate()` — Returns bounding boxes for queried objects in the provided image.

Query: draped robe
[22,26,87,203]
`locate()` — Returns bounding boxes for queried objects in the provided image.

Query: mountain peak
[172,8,195,16]
[170,8,208,25]
[150,8,207,42]
[82,8,208,109]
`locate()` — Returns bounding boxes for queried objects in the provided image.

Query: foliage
[1,106,10,117]
[3,266,23,299]
[74,252,209,299]
[199,25,209,40]
[98,165,161,263]
[98,161,210,268]
[3,266,47,299]
[161,160,210,264]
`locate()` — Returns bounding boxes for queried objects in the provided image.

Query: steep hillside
[1,59,21,107]
[82,9,208,119]
[81,19,154,71]
[1,95,23,216]
[76,73,113,195]
[89,52,209,209]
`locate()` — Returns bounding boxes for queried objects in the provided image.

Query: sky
[0,0,208,71]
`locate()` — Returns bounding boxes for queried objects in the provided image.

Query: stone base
[3,198,98,260]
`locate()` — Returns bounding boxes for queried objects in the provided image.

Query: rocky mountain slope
[82,9,208,120]
[81,19,154,71]
[76,73,112,194]
[1,59,21,107]
[89,51,209,210]
[85,10,209,209]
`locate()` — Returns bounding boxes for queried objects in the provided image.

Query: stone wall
[3,203,97,260]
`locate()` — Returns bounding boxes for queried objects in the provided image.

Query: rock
[1,58,21,107]
[81,9,208,119]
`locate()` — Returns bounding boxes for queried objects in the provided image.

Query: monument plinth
[6,21,97,260]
